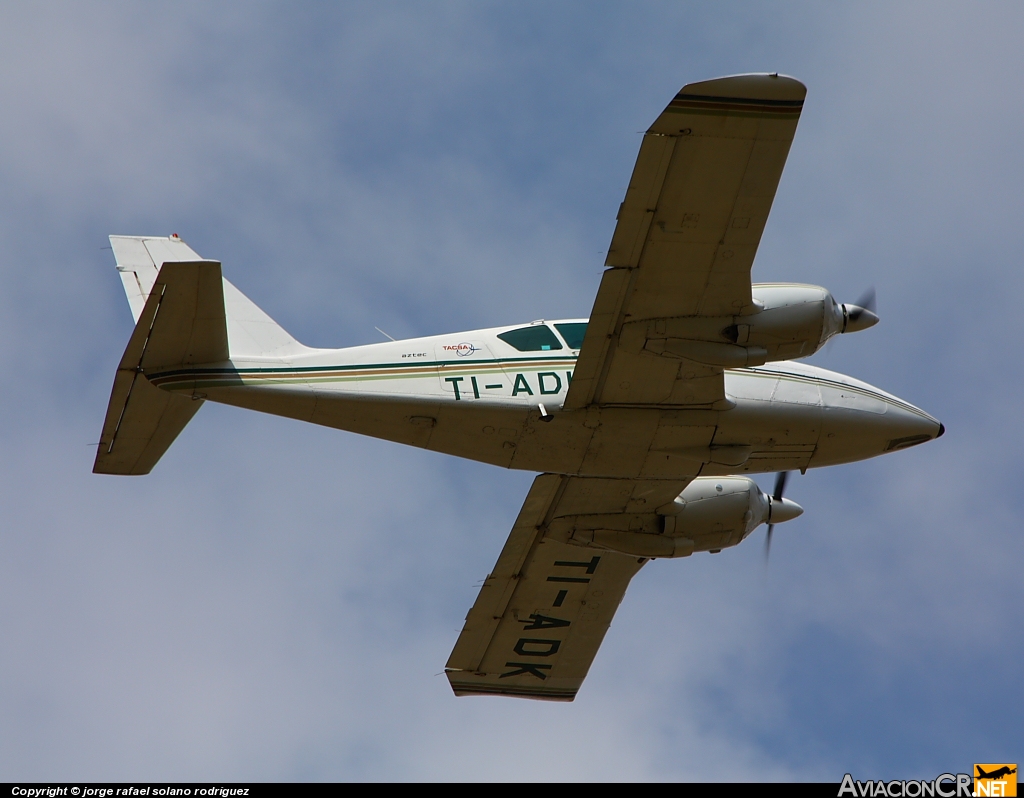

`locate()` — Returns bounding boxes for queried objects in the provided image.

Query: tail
[94,235,306,475]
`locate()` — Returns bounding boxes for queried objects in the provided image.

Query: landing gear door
[434,340,505,402]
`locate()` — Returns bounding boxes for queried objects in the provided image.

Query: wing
[446,473,689,701]
[565,74,806,410]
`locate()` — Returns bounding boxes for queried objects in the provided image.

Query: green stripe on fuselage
[148,355,579,391]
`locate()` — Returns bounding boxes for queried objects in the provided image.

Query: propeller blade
[854,286,876,314]
[773,470,789,501]
[766,470,790,564]
[842,286,879,333]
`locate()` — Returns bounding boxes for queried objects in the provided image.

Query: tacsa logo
[975,765,1017,797]
[442,342,480,357]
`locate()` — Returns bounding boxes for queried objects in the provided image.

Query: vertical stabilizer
[110,235,203,323]
[97,235,310,475]
[221,279,309,359]
[109,235,309,359]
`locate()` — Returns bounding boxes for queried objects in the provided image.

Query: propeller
[764,471,803,562]
[842,287,879,333]
[764,471,788,561]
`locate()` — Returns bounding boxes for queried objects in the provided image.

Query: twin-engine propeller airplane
[94,74,942,701]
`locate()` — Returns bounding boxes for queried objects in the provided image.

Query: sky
[0,1,1021,782]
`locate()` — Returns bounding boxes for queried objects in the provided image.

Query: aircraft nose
[880,402,943,452]
[815,384,943,466]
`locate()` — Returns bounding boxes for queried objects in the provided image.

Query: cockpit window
[554,322,587,350]
[497,325,563,352]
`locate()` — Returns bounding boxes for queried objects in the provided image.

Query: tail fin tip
[108,234,307,359]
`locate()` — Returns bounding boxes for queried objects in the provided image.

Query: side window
[497,325,563,352]
[554,322,587,350]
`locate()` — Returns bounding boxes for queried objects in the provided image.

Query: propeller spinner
[842,287,879,333]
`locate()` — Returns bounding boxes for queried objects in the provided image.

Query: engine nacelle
[570,476,802,558]
[730,283,844,361]
[630,283,877,367]
[659,476,770,541]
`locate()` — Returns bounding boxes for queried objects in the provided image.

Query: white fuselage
[148,318,941,479]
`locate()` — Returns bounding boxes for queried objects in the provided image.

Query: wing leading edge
[446,474,690,700]
[565,74,806,410]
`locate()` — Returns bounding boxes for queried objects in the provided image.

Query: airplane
[93,73,943,702]
[976,767,1017,780]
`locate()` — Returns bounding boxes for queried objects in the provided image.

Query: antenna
[374,326,396,342]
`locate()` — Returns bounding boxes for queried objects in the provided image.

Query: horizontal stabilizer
[137,260,229,367]
[93,260,228,475]
[93,369,201,475]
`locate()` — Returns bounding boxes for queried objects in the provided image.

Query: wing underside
[566,74,806,411]
[448,75,806,699]
[446,474,690,700]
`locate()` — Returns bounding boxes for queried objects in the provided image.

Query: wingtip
[679,73,807,101]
